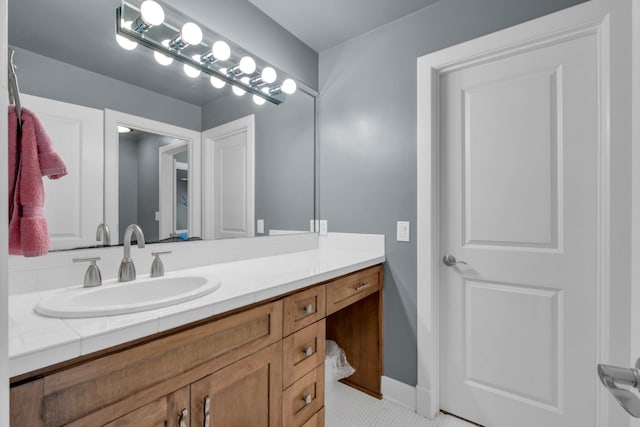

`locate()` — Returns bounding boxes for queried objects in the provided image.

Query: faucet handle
[73,257,102,288]
[151,251,171,277]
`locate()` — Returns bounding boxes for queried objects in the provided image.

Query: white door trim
[416,1,612,424]
[202,114,255,240]
[104,110,201,244]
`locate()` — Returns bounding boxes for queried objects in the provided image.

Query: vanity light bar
[116,1,297,105]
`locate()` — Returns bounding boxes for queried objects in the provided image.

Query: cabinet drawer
[31,301,282,427]
[301,408,325,427]
[283,319,326,388]
[283,364,325,427]
[283,285,325,336]
[326,266,382,315]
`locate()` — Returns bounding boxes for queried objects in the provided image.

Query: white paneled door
[21,94,103,250]
[202,115,255,240]
[436,9,604,427]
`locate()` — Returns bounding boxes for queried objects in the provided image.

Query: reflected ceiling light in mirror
[183,61,201,78]
[232,76,250,96]
[116,21,138,50]
[154,40,174,65]
[134,0,165,32]
[210,75,226,89]
[253,95,266,106]
[118,126,132,133]
[169,22,203,49]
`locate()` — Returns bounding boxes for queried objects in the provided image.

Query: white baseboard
[382,376,417,412]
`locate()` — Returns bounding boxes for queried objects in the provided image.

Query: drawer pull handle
[303,394,313,405]
[202,396,211,427]
[303,303,314,314]
[355,283,370,292]
[304,346,314,357]
[178,408,188,427]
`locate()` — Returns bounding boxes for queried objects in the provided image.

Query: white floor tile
[325,381,477,427]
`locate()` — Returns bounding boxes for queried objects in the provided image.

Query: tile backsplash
[8,233,319,295]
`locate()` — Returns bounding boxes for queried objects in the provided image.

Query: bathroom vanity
[8,240,384,427]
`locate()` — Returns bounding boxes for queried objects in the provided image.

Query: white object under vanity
[8,233,385,426]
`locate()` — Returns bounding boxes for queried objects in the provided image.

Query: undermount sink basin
[35,276,220,318]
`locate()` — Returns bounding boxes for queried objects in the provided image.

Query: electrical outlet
[155,211,160,221]
[320,220,328,236]
[397,221,410,242]
[257,219,264,234]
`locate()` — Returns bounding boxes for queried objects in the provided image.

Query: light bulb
[281,78,297,95]
[210,75,225,89]
[116,21,137,50]
[212,41,231,61]
[181,22,203,45]
[140,0,165,26]
[239,56,256,74]
[253,95,266,105]
[261,67,277,84]
[117,126,132,134]
[154,50,173,66]
[183,63,201,78]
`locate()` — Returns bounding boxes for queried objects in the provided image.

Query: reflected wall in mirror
[105,110,202,246]
[118,128,191,243]
[9,0,317,252]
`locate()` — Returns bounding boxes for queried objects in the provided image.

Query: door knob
[442,254,467,267]
[598,359,640,417]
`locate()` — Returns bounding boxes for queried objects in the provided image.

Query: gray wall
[202,90,315,234]
[11,47,202,131]
[318,0,588,386]
[118,135,140,240]
[136,134,164,243]
[118,133,182,242]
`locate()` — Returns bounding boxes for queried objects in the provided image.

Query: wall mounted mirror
[8,0,317,250]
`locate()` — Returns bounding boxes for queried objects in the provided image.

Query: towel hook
[7,48,22,133]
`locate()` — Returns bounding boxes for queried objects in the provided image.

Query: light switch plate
[155,211,160,222]
[397,221,410,242]
[257,219,264,234]
[319,220,328,236]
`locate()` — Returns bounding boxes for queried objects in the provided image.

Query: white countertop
[9,247,385,377]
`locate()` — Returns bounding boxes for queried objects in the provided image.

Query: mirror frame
[104,109,202,245]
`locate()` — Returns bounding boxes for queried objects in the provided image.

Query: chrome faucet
[96,223,111,246]
[118,224,146,282]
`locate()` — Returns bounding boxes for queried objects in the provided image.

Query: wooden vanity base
[10,264,384,427]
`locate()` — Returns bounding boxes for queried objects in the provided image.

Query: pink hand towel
[8,106,68,257]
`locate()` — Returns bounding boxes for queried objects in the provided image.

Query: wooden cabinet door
[191,342,282,427]
[103,386,189,427]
